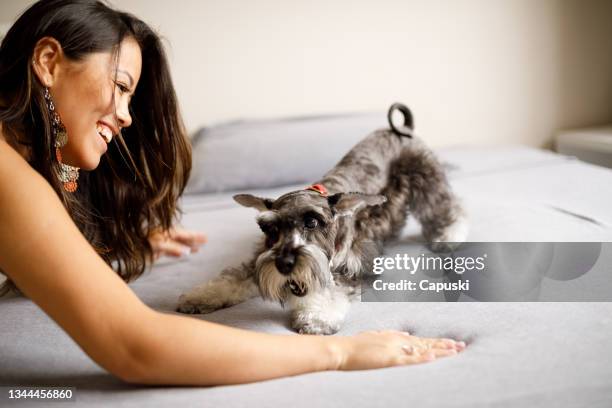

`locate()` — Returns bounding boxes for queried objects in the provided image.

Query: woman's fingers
[148,226,207,261]
[399,349,456,365]
[399,351,436,365]
[394,331,465,362]
[430,348,458,358]
[153,239,192,258]
[168,227,207,251]
[409,336,466,351]
[381,331,464,358]
[433,339,466,351]
[401,343,458,358]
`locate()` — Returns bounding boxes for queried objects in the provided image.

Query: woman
[0,0,464,385]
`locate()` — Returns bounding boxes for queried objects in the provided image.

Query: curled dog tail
[387,102,414,138]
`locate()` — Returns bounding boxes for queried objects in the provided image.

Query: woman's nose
[116,101,132,128]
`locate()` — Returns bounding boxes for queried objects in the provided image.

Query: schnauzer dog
[177,103,468,334]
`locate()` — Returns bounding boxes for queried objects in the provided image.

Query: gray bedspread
[1,145,611,407]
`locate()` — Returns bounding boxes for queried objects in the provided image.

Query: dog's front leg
[177,264,258,314]
[289,285,351,335]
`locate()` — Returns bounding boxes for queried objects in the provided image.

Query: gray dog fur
[177,126,468,334]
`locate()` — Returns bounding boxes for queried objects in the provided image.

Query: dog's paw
[292,320,340,335]
[428,241,461,253]
[176,287,224,314]
[176,298,221,314]
[290,312,341,335]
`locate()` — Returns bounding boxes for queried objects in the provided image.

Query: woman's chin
[80,156,102,171]
[60,146,103,171]
[64,155,101,171]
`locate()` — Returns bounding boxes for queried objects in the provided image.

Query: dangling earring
[43,87,80,192]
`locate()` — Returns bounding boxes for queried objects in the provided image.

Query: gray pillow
[185,112,388,194]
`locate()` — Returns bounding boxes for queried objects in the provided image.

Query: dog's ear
[328,192,387,216]
[233,194,275,211]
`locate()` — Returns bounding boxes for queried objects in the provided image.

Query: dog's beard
[254,244,333,303]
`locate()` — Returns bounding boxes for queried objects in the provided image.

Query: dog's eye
[259,223,277,237]
[262,225,277,236]
[304,216,318,229]
[259,223,279,247]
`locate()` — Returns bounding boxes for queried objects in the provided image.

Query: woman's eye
[116,83,129,94]
[304,217,318,229]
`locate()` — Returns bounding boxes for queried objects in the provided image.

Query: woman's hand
[148,226,207,260]
[335,330,466,370]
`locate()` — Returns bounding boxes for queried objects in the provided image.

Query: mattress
[1,145,612,407]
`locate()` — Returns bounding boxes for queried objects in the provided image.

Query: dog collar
[305,184,328,196]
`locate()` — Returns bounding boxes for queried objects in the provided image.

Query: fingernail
[402,345,413,355]
[457,341,466,349]
[401,331,411,337]
[182,246,191,256]
[426,352,436,361]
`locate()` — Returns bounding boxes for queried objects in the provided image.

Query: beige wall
[2,0,611,147]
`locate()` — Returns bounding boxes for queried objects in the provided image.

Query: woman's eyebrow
[116,69,134,87]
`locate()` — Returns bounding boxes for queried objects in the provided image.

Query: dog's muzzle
[255,244,332,302]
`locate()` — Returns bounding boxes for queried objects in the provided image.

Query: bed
[1,112,612,407]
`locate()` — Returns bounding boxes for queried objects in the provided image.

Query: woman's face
[49,37,142,170]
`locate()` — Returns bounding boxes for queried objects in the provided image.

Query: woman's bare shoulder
[0,132,149,317]
[0,136,48,194]
[0,137,68,269]
[1,136,31,174]
[0,134,155,380]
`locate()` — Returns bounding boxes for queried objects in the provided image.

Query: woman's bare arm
[0,139,462,386]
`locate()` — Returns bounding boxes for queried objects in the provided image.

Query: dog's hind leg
[176,263,259,314]
[402,144,467,248]
[359,138,468,249]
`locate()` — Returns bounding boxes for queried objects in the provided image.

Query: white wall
[2,0,611,147]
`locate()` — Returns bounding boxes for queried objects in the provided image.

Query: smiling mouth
[96,123,113,143]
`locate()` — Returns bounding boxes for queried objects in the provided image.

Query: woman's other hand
[149,226,207,260]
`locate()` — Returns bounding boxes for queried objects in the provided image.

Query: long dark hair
[0,0,192,293]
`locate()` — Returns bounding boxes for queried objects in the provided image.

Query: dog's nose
[275,252,296,275]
